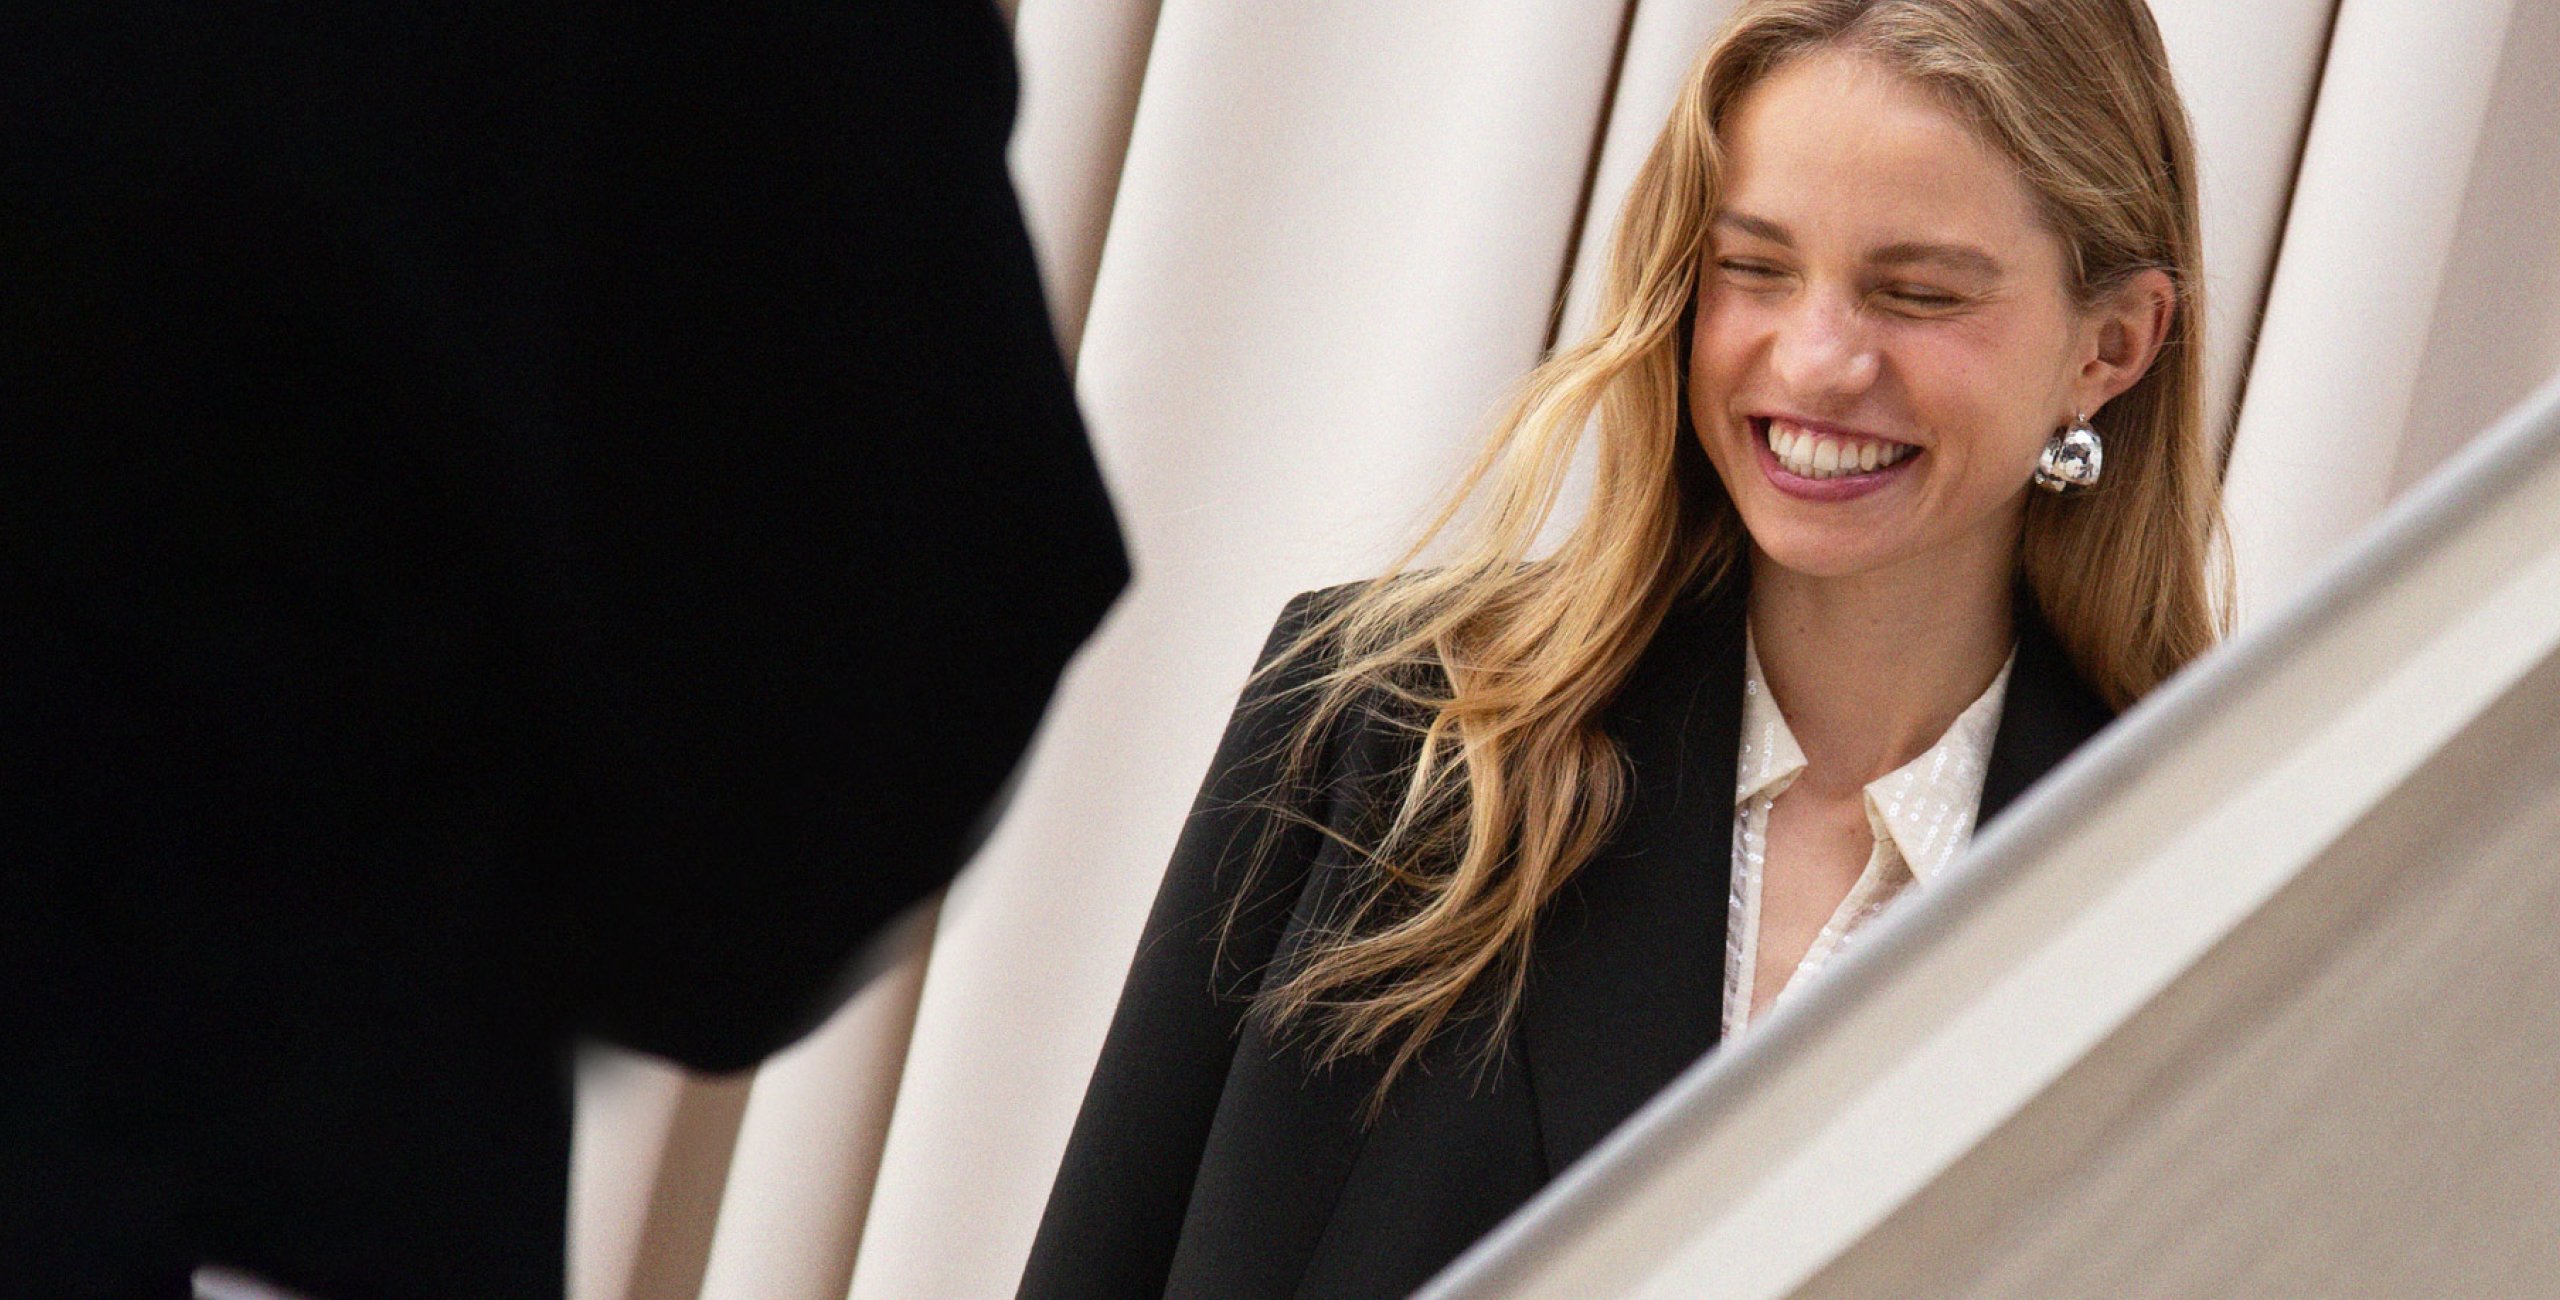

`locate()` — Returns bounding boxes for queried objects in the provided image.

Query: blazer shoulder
[1263,576,1390,660]
[1247,576,1427,735]
[1217,581,1371,785]
[1258,580,1363,681]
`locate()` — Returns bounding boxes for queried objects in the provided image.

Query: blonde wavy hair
[1242,0,2226,1105]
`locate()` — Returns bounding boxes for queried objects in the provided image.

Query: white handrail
[1420,368,2560,1299]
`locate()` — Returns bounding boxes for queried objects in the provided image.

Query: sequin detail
[1721,632,2011,1041]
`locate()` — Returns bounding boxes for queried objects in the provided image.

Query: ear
[2074,267,2175,415]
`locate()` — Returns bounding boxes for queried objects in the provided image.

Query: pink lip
[1748,416,1920,502]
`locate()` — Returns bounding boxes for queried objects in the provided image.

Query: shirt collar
[1736,633,1807,804]
[1736,629,2013,884]
[1866,657,2010,882]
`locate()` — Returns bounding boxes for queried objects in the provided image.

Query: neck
[1746,540,2017,796]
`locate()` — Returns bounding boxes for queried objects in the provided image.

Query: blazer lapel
[1521,580,1747,1176]
[1979,601,2117,826]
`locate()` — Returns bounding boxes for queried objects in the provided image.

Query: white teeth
[1765,420,1912,481]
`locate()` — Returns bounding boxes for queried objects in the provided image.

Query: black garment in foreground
[1021,580,2112,1298]
[1,4,1125,1296]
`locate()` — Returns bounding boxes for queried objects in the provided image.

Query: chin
[1741,521,1909,582]
[1754,548,1896,583]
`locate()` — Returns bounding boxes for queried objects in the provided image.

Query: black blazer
[1022,577,2113,1299]
[3,5,1122,1296]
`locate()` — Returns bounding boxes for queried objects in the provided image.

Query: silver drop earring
[2033,413,2103,493]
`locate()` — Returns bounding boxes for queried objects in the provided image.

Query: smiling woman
[1697,46,2179,603]
[1023,2,2225,1296]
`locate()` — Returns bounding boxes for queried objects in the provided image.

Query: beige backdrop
[569,1,2560,1296]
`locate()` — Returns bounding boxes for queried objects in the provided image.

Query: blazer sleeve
[1019,587,1357,1299]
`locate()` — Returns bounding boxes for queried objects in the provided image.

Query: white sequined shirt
[1722,631,2013,1040]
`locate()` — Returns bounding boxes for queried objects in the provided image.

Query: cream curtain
[860,4,1632,1293]
[570,1,2560,1295]
[2222,0,2529,620]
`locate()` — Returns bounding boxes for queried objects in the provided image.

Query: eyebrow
[1872,240,2004,278]
[1713,211,2005,279]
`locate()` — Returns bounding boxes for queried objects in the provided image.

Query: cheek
[1687,296,1762,404]
[1686,321,1768,493]
[1893,324,2064,477]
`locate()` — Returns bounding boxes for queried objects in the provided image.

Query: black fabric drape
[1,3,1125,1295]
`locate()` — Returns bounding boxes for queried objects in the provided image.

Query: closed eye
[1882,285,1963,309]
[1716,258,1788,282]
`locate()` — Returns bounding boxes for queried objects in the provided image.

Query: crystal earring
[2033,413,2103,493]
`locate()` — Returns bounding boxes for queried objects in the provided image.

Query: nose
[1768,292,1879,400]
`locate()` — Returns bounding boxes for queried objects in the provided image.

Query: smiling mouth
[1755,417,1919,481]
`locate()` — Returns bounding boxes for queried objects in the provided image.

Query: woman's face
[1686,48,2143,587]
